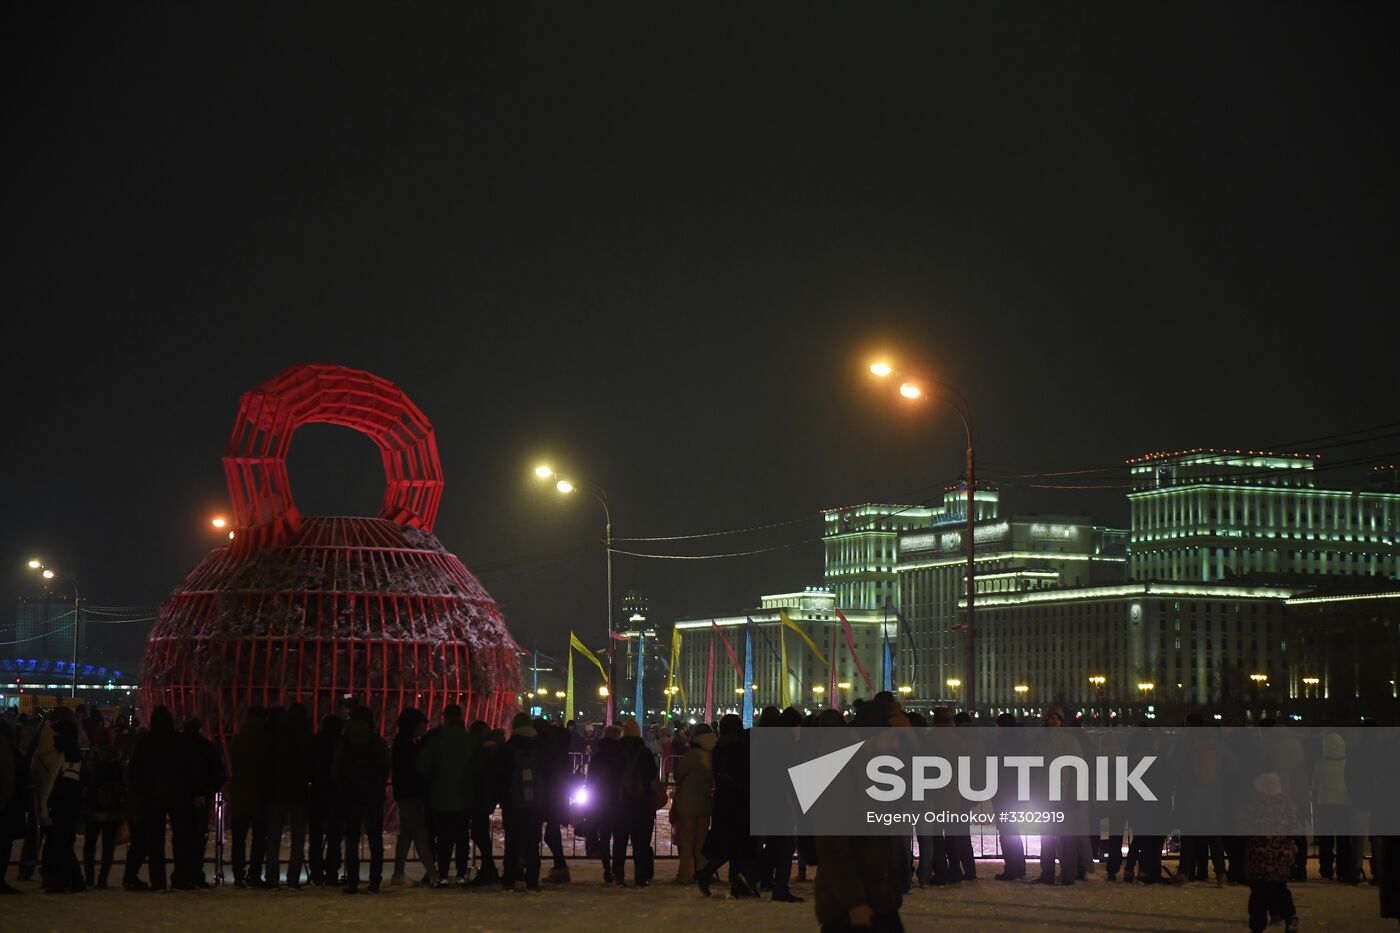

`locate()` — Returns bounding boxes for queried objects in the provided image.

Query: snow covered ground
[7,859,1394,932]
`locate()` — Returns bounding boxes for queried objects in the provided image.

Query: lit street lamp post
[27,559,81,698]
[536,466,616,724]
[870,361,979,711]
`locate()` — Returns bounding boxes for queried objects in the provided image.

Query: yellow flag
[668,629,685,715]
[565,649,574,724]
[779,609,828,667]
[571,631,609,683]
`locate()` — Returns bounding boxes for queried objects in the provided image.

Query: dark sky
[4,3,1398,650]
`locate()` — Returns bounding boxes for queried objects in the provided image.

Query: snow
[6,858,1392,931]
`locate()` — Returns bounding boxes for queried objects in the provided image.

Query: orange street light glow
[899,382,922,399]
[870,361,893,377]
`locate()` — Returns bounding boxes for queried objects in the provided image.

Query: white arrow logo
[787,739,866,814]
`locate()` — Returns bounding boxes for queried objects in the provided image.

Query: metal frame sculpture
[143,364,518,749]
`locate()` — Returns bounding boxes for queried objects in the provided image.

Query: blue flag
[885,598,916,653]
[882,635,894,692]
[742,618,756,728]
[635,633,646,724]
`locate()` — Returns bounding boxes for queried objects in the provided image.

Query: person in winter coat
[472,722,504,885]
[535,720,572,884]
[416,704,481,886]
[1259,719,1311,881]
[1237,772,1300,933]
[697,715,756,898]
[814,697,907,932]
[335,706,390,895]
[1313,731,1358,883]
[264,703,313,889]
[40,720,85,893]
[389,708,436,887]
[127,706,195,892]
[307,714,344,887]
[991,713,1027,881]
[671,722,716,884]
[1170,713,1236,885]
[81,729,126,889]
[227,707,269,888]
[589,724,625,883]
[498,712,547,891]
[610,719,659,887]
[0,718,30,894]
[178,718,225,889]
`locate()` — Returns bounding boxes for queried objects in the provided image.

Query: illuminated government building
[912,450,1400,717]
[668,451,1399,722]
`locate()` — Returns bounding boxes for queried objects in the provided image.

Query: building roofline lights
[1125,449,1320,465]
[961,582,1303,609]
[1284,591,1400,606]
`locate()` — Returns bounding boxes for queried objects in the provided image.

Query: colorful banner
[667,630,685,717]
[635,633,645,724]
[705,633,715,724]
[835,609,873,692]
[779,624,790,708]
[571,631,609,682]
[778,609,828,667]
[712,620,743,676]
[565,648,574,725]
[882,636,894,692]
[742,618,755,728]
[829,625,839,709]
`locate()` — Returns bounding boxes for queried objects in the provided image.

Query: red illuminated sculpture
[143,364,519,746]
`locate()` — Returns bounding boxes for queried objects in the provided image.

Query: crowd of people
[2,693,1400,933]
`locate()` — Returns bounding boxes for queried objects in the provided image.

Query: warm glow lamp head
[597,685,609,697]
[42,569,56,579]
[28,559,42,570]
[869,361,893,378]
[211,516,227,529]
[946,678,961,688]
[899,382,922,399]
[555,479,574,494]
[534,465,553,479]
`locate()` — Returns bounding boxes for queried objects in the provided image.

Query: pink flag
[705,633,715,723]
[711,620,743,676]
[835,609,873,692]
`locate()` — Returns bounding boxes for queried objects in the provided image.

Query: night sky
[5,4,1398,650]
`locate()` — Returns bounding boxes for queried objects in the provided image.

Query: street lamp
[869,359,978,710]
[897,684,913,697]
[26,559,81,697]
[812,684,826,695]
[535,465,616,724]
[1013,684,1029,696]
[946,678,961,690]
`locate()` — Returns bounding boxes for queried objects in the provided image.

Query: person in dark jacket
[308,714,344,886]
[335,706,390,894]
[264,702,312,889]
[127,706,194,892]
[814,696,908,932]
[226,707,269,888]
[0,719,29,894]
[536,720,572,884]
[498,712,547,891]
[81,729,126,889]
[177,718,225,889]
[609,719,659,887]
[470,721,503,886]
[697,714,757,898]
[40,720,85,893]
[416,704,480,886]
[389,708,437,886]
[589,724,625,884]
[991,713,1026,881]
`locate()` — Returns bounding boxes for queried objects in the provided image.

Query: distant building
[1128,449,1400,582]
[672,588,888,718]
[896,515,1129,705]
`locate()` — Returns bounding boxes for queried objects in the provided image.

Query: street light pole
[536,467,615,724]
[27,560,81,698]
